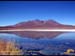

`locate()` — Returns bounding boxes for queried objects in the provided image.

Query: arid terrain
[0,20,75,30]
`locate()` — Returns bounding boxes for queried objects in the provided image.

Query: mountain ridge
[0,20,75,30]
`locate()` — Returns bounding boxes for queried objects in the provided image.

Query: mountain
[0,20,75,30]
[0,20,74,38]
[14,20,61,28]
[12,20,75,29]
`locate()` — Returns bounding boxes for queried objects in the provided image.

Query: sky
[0,1,75,26]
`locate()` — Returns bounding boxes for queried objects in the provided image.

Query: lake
[0,32,75,55]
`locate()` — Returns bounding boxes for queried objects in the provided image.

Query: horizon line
[0,29,75,32]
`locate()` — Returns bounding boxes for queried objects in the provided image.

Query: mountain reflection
[0,32,75,55]
[0,31,64,39]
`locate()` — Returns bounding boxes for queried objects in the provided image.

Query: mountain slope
[0,20,75,30]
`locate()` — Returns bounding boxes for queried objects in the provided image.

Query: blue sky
[0,1,75,26]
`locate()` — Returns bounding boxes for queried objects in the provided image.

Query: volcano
[0,20,75,30]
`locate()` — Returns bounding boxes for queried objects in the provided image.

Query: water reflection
[0,31,64,39]
[0,32,75,55]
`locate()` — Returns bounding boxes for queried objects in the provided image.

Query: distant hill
[0,20,75,30]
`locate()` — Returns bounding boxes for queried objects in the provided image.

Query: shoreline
[0,29,75,32]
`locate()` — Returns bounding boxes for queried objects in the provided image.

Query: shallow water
[0,32,75,55]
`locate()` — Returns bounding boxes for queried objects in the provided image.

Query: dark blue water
[0,32,75,55]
